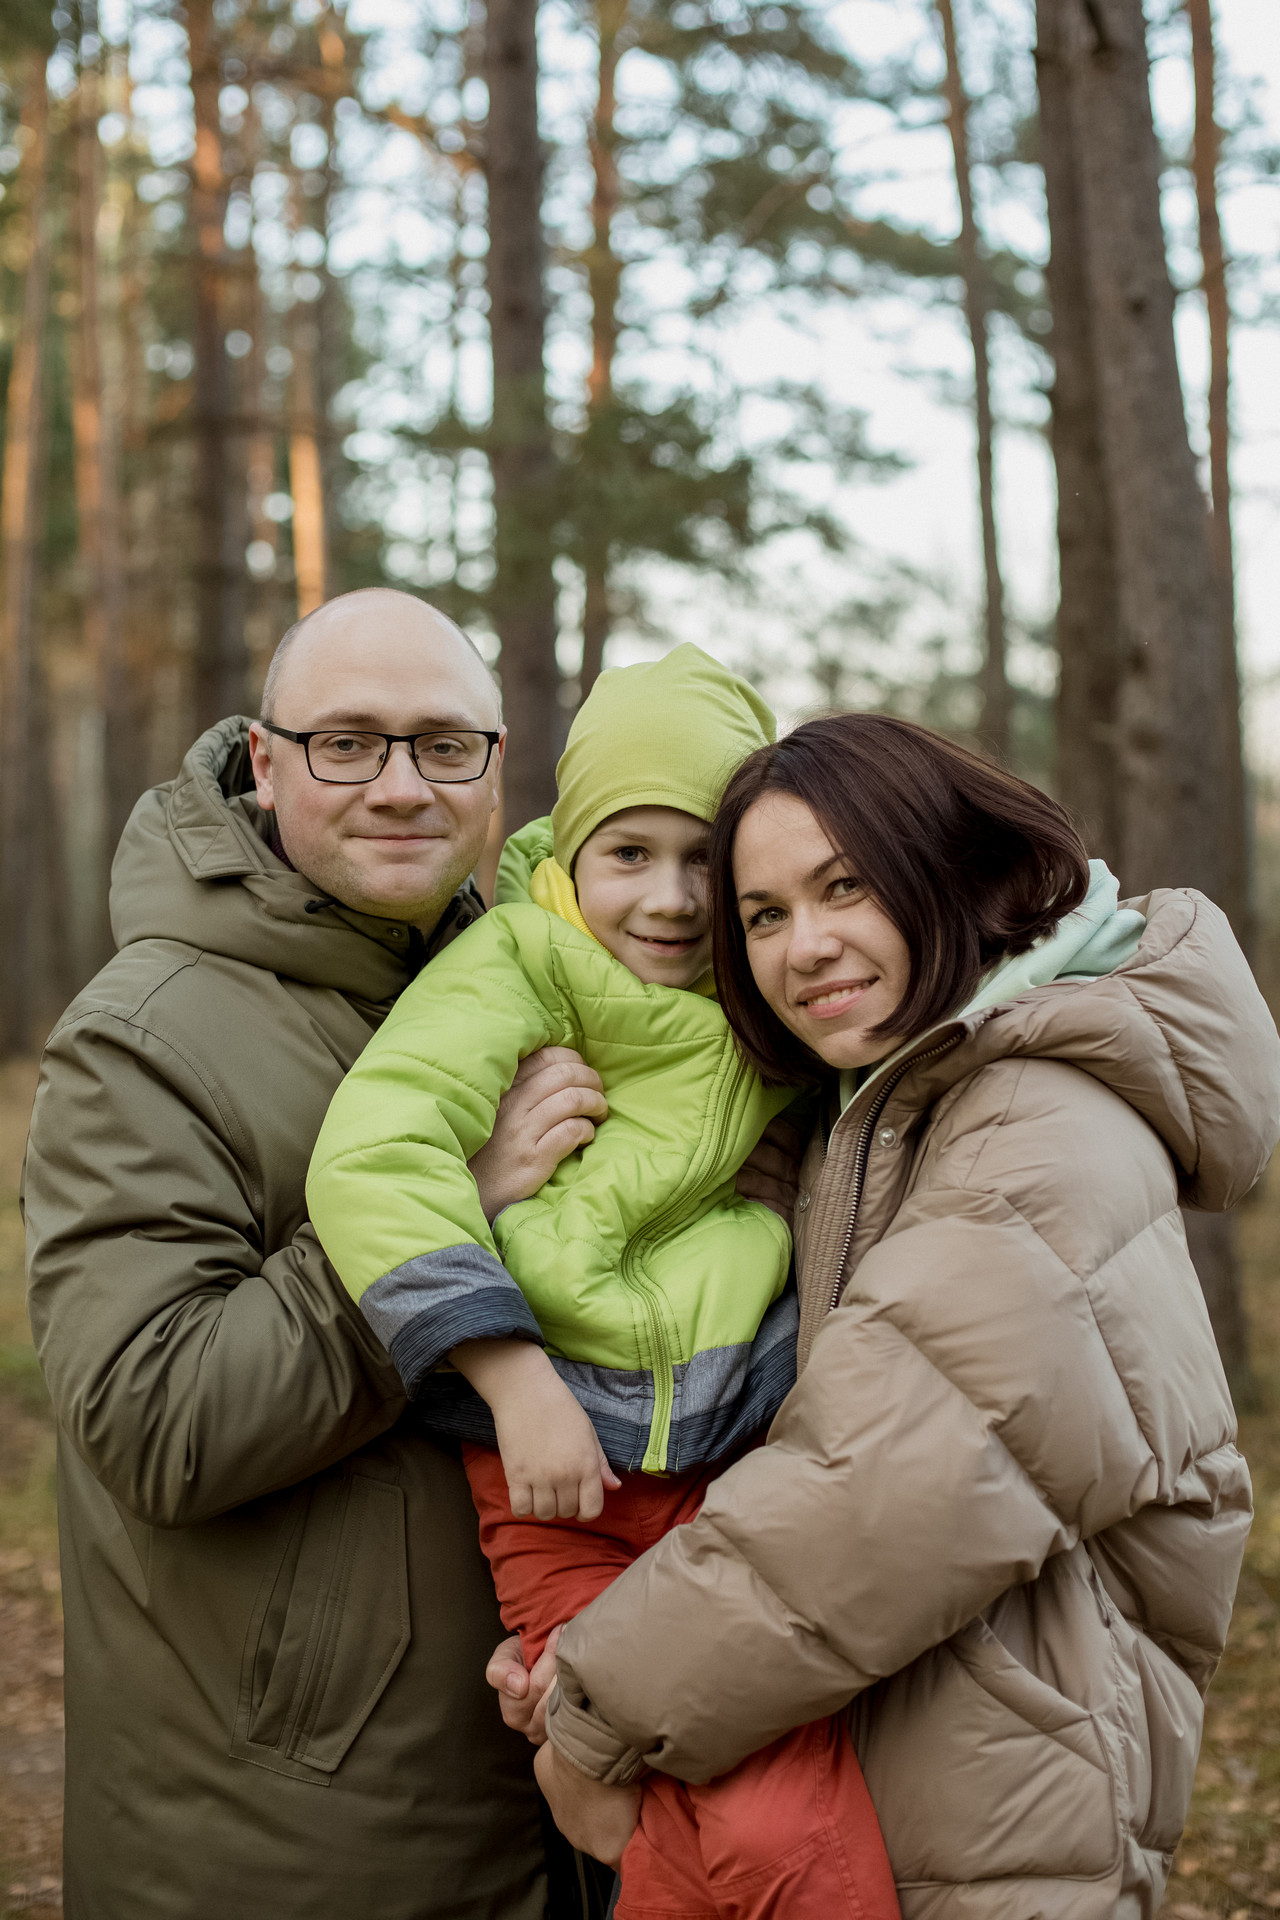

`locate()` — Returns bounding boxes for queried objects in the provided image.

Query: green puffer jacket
[308,820,797,1475]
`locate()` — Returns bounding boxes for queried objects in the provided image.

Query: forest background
[1,0,1280,1914]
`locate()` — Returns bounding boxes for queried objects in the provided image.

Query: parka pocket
[231,1469,411,1785]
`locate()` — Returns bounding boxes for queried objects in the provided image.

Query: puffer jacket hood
[110,716,449,1009]
[906,887,1279,1214]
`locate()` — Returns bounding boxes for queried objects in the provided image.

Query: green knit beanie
[551,644,777,872]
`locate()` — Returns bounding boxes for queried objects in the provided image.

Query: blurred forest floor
[0,1070,1278,1917]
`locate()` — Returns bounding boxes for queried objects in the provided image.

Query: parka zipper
[826,1033,963,1316]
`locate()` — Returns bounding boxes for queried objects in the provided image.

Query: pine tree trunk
[1037,0,1125,865]
[935,0,1010,764]
[288,174,329,618]
[580,0,627,701]
[485,0,560,830]
[1035,0,1250,1390]
[72,42,130,966]
[1187,0,1250,951]
[0,59,67,1054]
[188,0,249,731]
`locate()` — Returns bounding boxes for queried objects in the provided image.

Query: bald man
[24,591,611,1920]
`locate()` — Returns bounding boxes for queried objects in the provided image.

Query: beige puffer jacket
[545,891,1280,1920]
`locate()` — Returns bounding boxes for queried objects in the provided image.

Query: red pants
[463,1444,900,1920]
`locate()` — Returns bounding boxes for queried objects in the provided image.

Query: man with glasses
[24,589,610,1920]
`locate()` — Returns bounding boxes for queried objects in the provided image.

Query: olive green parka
[23,720,561,1920]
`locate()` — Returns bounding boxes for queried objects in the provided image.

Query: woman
[523,714,1280,1919]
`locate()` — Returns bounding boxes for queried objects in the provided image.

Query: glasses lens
[307,732,388,781]
[412,732,491,781]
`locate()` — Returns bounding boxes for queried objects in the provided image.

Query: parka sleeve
[25,1009,408,1530]
[307,909,569,1393]
[545,1060,1227,1785]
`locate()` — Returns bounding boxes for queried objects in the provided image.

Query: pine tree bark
[1038,1,1125,867]
[935,0,1011,763]
[0,59,68,1054]
[485,0,560,829]
[188,0,249,730]
[1187,0,1249,949]
[72,39,131,964]
[580,0,627,701]
[1036,0,1250,1389]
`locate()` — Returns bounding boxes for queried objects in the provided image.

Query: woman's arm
[546,1064,1217,1783]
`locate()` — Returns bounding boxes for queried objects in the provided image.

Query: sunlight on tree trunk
[188,0,249,730]
[485,0,561,829]
[935,0,1010,764]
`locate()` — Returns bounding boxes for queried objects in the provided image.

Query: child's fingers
[575,1473,605,1522]
[532,1484,559,1521]
[508,1480,534,1518]
[598,1449,622,1491]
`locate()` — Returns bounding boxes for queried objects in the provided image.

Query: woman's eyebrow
[738,853,839,903]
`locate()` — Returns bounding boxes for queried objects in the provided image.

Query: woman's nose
[786,910,843,970]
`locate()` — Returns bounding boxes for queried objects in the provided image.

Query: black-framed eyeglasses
[260,722,501,785]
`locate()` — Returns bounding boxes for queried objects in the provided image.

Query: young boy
[308,646,899,1920]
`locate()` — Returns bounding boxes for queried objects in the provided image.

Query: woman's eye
[746,906,784,930]
[831,876,863,899]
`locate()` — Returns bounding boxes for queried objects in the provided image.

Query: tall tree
[1187,0,1249,949]
[188,0,250,729]
[484,0,560,830]
[72,8,130,963]
[935,0,1011,763]
[578,0,627,698]
[1036,0,1249,1385]
[0,49,66,1053]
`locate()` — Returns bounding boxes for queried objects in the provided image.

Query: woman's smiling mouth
[797,978,878,1018]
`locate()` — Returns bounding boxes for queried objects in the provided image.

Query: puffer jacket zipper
[826,1033,963,1316]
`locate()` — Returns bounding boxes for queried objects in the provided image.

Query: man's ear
[247,722,277,812]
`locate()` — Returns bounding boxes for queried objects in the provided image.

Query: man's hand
[469,1047,608,1224]
[534,1742,641,1869]
[486,1625,562,1744]
[735,1114,804,1228]
[450,1339,622,1520]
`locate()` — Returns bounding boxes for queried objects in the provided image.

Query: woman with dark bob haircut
[533,713,1280,1920]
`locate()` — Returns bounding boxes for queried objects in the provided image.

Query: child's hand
[449,1338,622,1521]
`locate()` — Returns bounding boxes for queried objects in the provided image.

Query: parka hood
[898,888,1280,1213]
[109,717,446,1009]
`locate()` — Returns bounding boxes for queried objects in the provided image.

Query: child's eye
[613,845,646,864]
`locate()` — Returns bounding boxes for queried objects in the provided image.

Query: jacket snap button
[796,1191,811,1212]
[877,1126,897,1148]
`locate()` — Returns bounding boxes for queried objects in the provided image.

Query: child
[308,646,900,1920]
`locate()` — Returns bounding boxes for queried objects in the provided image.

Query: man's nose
[369,740,437,806]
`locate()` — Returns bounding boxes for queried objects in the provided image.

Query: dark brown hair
[709,712,1089,1085]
